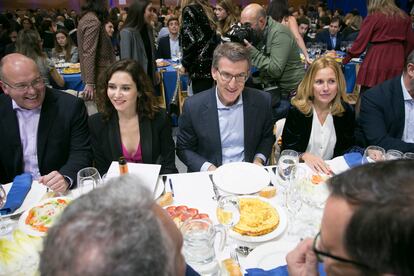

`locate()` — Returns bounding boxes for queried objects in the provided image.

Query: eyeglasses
[2,76,44,92]
[312,232,369,268]
[217,70,248,83]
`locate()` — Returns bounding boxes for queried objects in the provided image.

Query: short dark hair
[212,42,251,69]
[404,49,414,72]
[40,175,174,276]
[297,16,310,26]
[330,16,341,25]
[327,160,414,275]
[96,59,159,121]
[167,16,179,26]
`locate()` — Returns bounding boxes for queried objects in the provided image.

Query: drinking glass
[216,195,240,228]
[403,152,414,159]
[0,185,13,235]
[362,146,385,164]
[340,41,348,52]
[277,150,299,182]
[77,167,102,195]
[285,167,305,238]
[385,149,403,160]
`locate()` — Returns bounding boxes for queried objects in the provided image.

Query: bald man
[241,4,304,122]
[0,54,92,192]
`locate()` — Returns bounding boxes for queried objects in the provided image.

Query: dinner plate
[229,196,287,243]
[213,162,270,194]
[2,181,47,218]
[18,197,71,237]
[243,240,297,270]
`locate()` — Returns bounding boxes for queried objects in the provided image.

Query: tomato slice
[175,205,188,213]
[178,212,192,222]
[187,208,199,217]
[166,206,177,212]
[198,213,209,219]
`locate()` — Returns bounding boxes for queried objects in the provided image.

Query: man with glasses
[176,42,274,172]
[287,160,414,275]
[0,53,92,192]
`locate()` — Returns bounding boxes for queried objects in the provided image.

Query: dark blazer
[156,35,171,59]
[88,110,178,176]
[315,29,342,51]
[356,76,414,152]
[176,87,275,172]
[281,103,355,157]
[0,88,92,186]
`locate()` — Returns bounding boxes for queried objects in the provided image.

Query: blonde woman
[343,0,414,91]
[214,0,239,35]
[267,0,311,65]
[180,0,219,93]
[281,57,355,174]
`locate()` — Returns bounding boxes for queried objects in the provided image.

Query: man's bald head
[241,4,267,32]
[0,53,39,81]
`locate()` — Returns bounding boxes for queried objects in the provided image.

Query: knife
[208,174,221,201]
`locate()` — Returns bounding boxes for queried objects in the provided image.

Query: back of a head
[15,29,44,60]
[123,0,150,30]
[267,0,289,23]
[328,160,414,275]
[40,175,171,276]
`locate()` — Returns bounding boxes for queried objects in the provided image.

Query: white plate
[243,240,297,270]
[213,162,270,194]
[229,196,288,243]
[18,197,71,237]
[1,181,47,218]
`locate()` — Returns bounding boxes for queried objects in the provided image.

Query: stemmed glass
[77,167,102,196]
[385,149,403,160]
[0,185,13,235]
[285,167,305,239]
[216,195,240,247]
[362,146,386,164]
[403,152,414,159]
[277,150,299,206]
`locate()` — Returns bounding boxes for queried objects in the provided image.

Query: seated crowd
[1,0,414,275]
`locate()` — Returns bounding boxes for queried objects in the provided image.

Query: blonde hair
[291,56,347,117]
[368,0,406,18]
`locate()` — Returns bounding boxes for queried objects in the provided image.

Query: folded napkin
[0,173,32,215]
[245,263,326,276]
[343,152,363,168]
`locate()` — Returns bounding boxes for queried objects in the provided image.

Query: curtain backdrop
[327,0,410,17]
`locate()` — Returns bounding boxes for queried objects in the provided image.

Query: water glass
[181,219,226,275]
[77,167,102,195]
[216,195,240,227]
[285,167,305,237]
[277,150,299,182]
[385,149,403,160]
[362,146,385,164]
[403,152,414,159]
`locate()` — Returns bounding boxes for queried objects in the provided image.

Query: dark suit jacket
[0,88,92,186]
[281,103,355,157]
[356,76,414,152]
[156,36,171,59]
[176,87,275,172]
[88,110,178,176]
[315,29,342,51]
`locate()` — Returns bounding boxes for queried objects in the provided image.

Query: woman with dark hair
[119,0,157,86]
[180,0,219,93]
[52,29,78,63]
[16,29,65,88]
[39,19,56,57]
[268,0,311,64]
[214,0,239,35]
[77,0,115,101]
[89,59,177,175]
[21,18,34,31]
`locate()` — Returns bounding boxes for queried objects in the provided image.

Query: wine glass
[362,146,385,164]
[77,167,102,196]
[0,185,13,235]
[403,152,414,159]
[216,195,240,228]
[285,167,305,239]
[385,149,403,160]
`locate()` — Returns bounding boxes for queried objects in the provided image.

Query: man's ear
[0,81,9,95]
[211,67,218,81]
[407,63,414,79]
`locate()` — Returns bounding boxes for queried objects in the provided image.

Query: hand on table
[301,153,332,175]
[82,84,95,101]
[39,171,69,193]
[207,164,217,171]
[253,157,264,166]
[286,238,319,276]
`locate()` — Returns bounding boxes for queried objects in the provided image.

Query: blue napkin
[245,263,326,276]
[343,152,363,168]
[0,173,32,215]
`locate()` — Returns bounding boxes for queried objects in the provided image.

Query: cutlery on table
[154,175,167,197]
[235,245,254,256]
[208,174,221,201]
[169,178,175,197]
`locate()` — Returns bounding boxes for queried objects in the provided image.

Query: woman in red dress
[343,0,414,91]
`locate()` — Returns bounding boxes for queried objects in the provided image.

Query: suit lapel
[242,90,256,161]
[37,90,57,166]
[393,77,405,137]
[140,117,152,163]
[203,88,222,165]
[108,113,123,160]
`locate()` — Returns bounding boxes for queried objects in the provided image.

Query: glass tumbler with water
[277,150,299,182]
[77,167,102,195]
[181,218,226,275]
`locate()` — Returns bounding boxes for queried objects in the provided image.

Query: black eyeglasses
[312,232,369,268]
[217,70,248,83]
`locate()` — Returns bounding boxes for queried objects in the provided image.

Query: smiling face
[107,71,138,115]
[211,57,249,106]
[215,4,228,21]
[56,32,67,47]
[144,3,155,25]
[167,19,179,36]
[105,21,115,37]
[312,67,338,108]
[0,55,45,110]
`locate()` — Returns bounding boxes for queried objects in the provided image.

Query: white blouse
[305,108,337,160]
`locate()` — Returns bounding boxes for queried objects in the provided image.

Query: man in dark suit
[0,53,92,192]
[156,17,180,60]
[355,50,414,152]
[316,16,342,51]
[176,43,275,172]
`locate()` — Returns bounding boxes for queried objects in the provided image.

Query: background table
[62,73,84,92]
